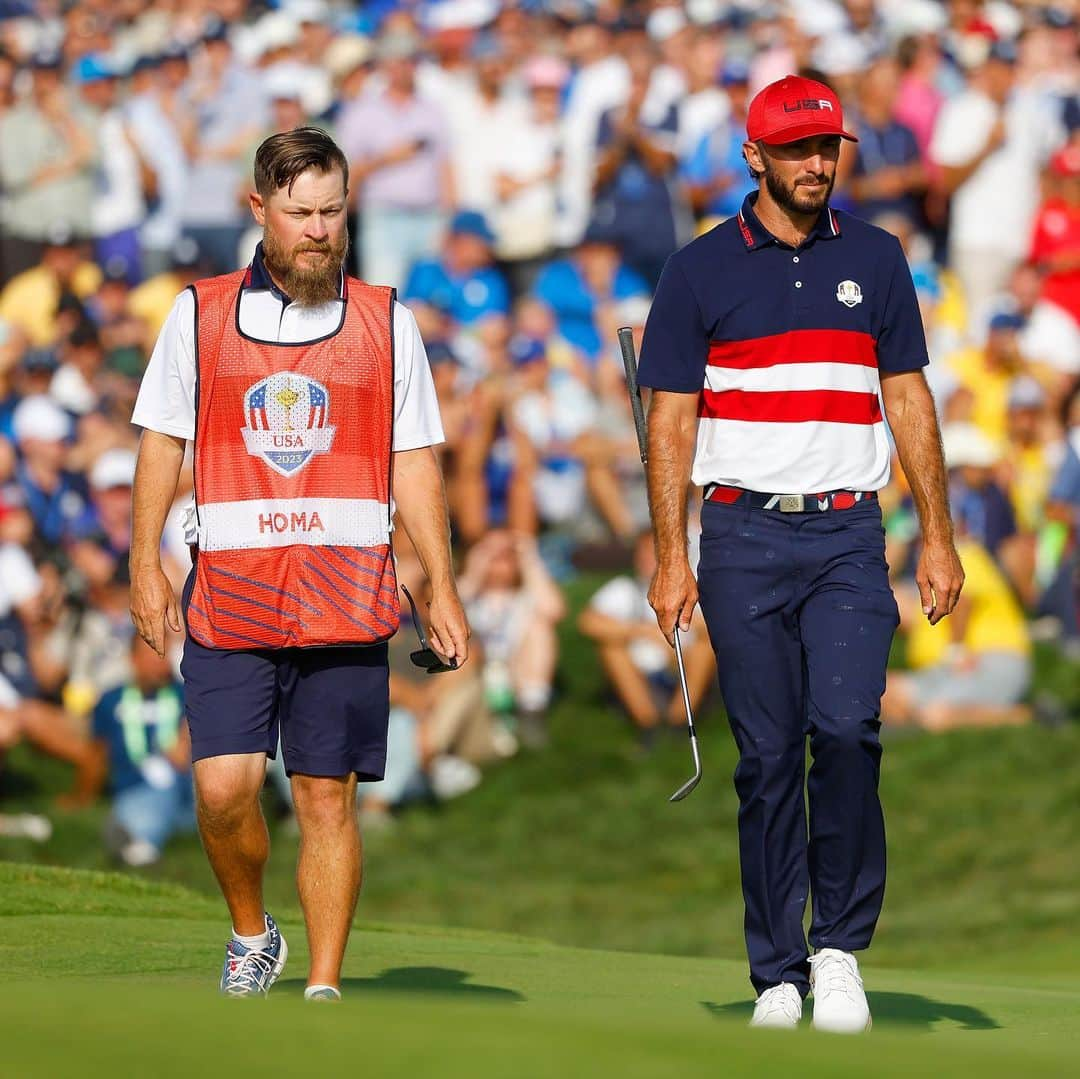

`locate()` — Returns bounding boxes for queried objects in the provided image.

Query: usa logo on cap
[241,373,336,477]
[746,75,859,145]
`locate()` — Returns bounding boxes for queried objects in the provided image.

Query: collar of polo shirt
[242,242,347,306]
[735,192,842,252]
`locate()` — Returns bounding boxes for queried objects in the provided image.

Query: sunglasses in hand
[401,584,459,674]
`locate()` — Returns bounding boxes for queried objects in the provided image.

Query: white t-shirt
[588,575,671,675]
[0,543,41,619]
[930,88,1060,258]
[131,288,445,451]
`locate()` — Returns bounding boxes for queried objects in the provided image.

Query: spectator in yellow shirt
[882,524,1032,732]
[0,228,101,347]
[945,310,1027,445]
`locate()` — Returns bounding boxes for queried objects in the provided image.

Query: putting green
[1,864,1076,1078]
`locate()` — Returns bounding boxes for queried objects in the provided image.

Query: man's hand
[130,564,180,657]
[425,586,471,667]
[648,558,699,641]
[916,537,964,625]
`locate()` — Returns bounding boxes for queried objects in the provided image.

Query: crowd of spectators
[2,0,1080,855]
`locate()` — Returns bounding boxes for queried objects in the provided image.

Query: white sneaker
[750,983,803,1029]
[810,949,872,1033]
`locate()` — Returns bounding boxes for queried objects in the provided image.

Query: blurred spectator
[180,31,267,273]
[127,237,205,347]
[930,39,1060,321]
[895,33,946,168]
[532,221,649,367]
[883,515,1033,733]
[0,51,97,284]
[942,420,1034,604]
[845,55,927,228]
[403,210,509,347]
[75,54,147,285]
[490,54,568,296]
[593,39,681,288]
[579,529,714,748]
[457,530,565,748]
[80,634,193,866]
[681,59,755,226]
[0,228,101,347]
[945,310,1028,444]
[1028,143,1080,326]
[340,30,453,287]
[124,51,190,279]
[50,319,104,417]
[0,540,92,792]
[11,395,95,550]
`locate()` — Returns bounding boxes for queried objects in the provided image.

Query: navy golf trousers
[696,497,899,997]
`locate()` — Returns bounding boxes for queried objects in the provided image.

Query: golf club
[617,325,702,802]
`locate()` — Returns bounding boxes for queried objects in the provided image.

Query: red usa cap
[746,75,858,145]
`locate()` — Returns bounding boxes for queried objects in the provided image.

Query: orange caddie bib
[185,271,400,650]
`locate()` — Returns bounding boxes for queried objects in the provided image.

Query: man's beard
[762,158,835,216]
[262,226,349,307]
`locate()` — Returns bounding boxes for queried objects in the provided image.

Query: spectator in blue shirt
[845,56,926,227]
[682,61,756,224]
[402,210,510,340]
[11,395,95,552]
[85,633,193,866]
[592,41,681,288]
[532,220,649,365]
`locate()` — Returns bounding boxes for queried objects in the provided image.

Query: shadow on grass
[702,993,999,1032]
[281,966,524,1002]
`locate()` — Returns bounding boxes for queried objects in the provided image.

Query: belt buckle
[778,494,805,513]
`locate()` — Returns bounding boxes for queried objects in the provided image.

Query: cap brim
[755,122,858,145]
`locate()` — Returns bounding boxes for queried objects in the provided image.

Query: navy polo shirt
[638,192,929,394]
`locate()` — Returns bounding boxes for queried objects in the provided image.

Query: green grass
[2,575,1079,1072]
[2,863,1078,1078]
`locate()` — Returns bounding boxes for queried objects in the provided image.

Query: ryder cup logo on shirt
[241,373,335,477]
[836,280,863,308]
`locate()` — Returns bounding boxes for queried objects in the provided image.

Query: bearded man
[129,127,468,1001]
[637,77,963,1031]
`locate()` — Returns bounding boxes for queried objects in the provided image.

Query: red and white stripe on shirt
[692,328,891,493]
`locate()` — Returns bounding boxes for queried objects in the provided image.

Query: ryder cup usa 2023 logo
[241,373,335,476]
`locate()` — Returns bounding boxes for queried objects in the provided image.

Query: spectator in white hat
[11,395,94,550]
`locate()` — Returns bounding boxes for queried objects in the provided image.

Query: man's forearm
[131,430,186,571]
[392,447,455,590]
[645,398,697,564]
[884,375,953,542]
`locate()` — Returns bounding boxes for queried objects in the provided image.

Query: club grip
[618,325,649,464]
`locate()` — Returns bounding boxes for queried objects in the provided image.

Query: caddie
[129,127,468,1001]
[637,76,964,1032]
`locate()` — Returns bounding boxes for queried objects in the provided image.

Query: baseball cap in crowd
[426,340,460,367]
[73,54,117,83]
[746,75,858,145]
[987,38,1019,66]
[941,423,1001,470]
[375,31,422,62]
[20,347,59,374]
[988,310,1025,333]
[509,335,546,367]
[90,448,137,492]
[523,54,570,90]
[1050,144,1080,178]
[720,58,751,87]
[28,50,62,71]
[12,395,72,445]
[1007,375,1046,411]
[449,210,495,244]
[324,34,372,81]
[581,218,621,247]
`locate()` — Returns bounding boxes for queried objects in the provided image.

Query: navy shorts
[180,571,389,779]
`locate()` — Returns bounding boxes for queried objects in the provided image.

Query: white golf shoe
[809,949,872,1033]
[749,983,803,1029]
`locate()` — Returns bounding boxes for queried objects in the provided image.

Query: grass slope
[2,864,1078,1079]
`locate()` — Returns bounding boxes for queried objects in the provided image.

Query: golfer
[129,128,468,1001]
[638,76,963,1032]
